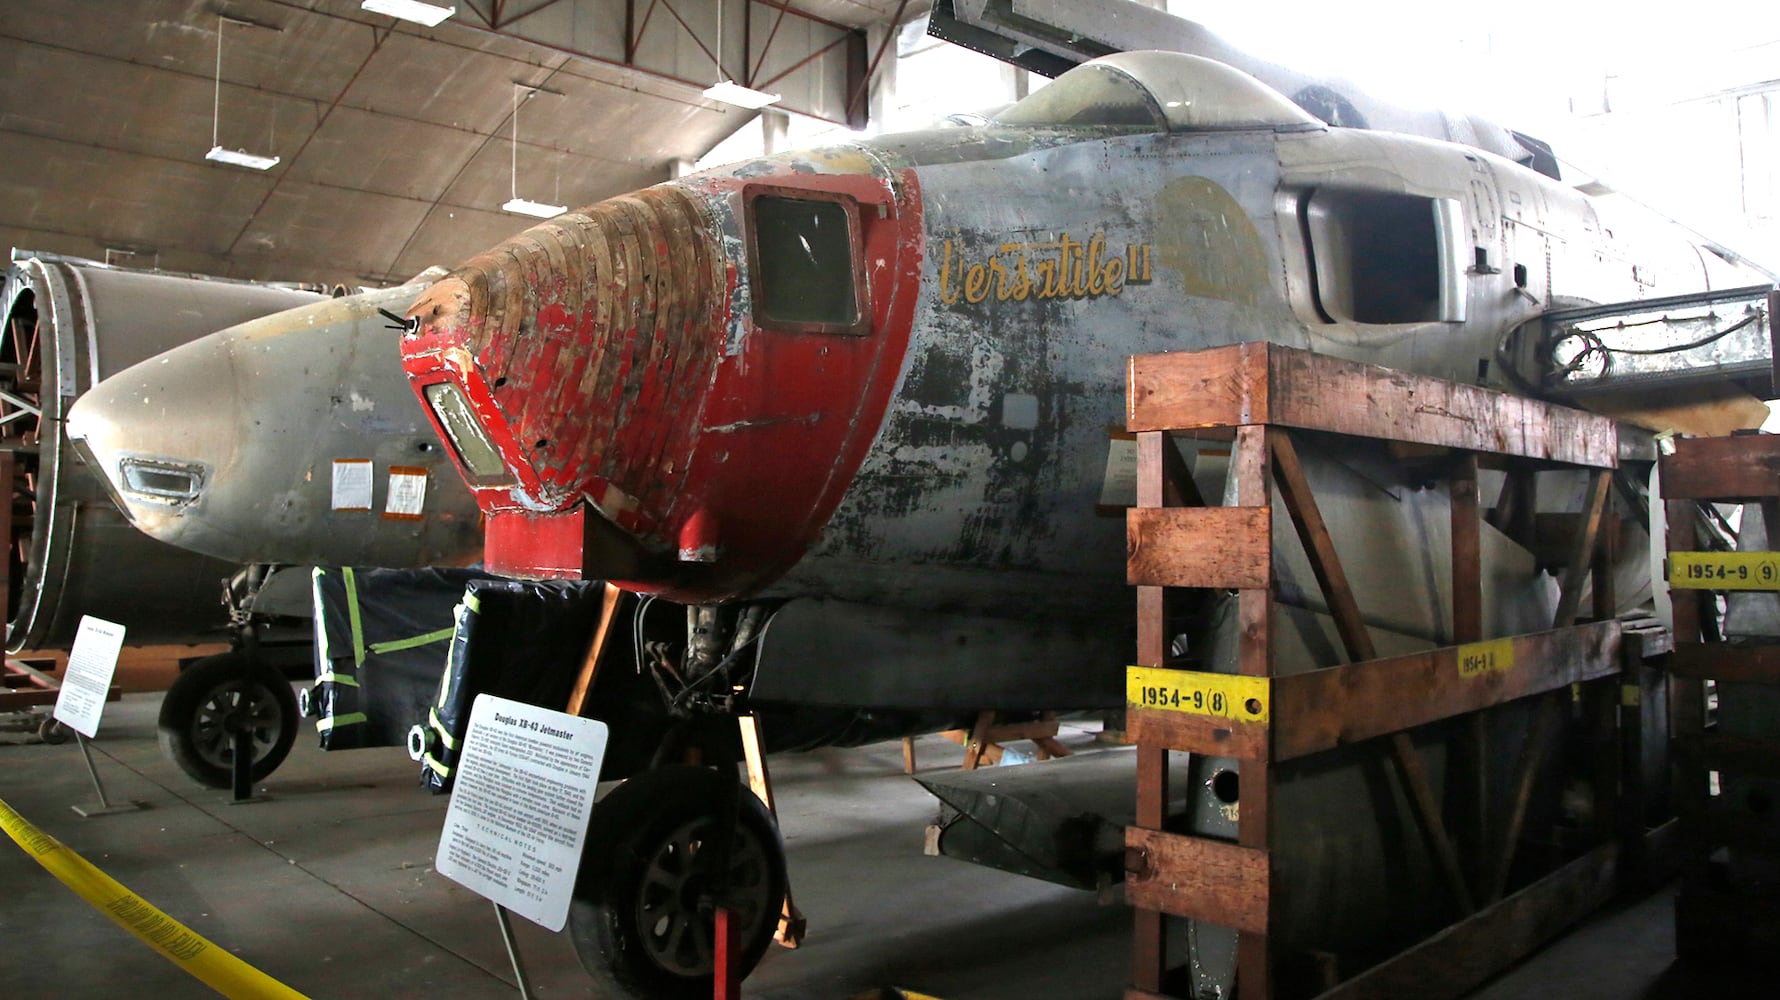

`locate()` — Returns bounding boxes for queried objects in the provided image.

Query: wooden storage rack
[1661,432,1780,963]
[1123,343,1638,999]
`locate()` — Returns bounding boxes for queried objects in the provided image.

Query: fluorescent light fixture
[702,80,782,110]
[361,0,456,26]
[502,197,566,219]
[205,146,280,170]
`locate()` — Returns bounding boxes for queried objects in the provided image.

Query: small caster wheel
[39,717,70,745]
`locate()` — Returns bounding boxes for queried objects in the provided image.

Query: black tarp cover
[310,566,493,750]
[419,578,604,792]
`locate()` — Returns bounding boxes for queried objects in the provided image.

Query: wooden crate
[1661,431,1780,965]
[1125,343,1642,999]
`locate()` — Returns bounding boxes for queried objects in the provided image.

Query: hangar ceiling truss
[457,0,870,127]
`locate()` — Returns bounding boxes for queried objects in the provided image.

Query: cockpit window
[995,53,1322,133]
[993,65,1167,130]
[747,190,869,335]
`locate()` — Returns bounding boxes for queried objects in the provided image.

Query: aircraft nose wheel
[157,651,298,789]
[569,764,787,999]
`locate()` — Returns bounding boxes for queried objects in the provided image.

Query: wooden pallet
[1124,343,1642,999]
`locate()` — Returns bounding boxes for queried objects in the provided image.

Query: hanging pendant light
[203,15,281,171]
[501,83,566,219]
[701,1,779,110]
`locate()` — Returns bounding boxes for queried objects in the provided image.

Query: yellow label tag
[1621,684,1641,708]
[1126,667,1269,724]
[1669,551,1780,591]
[1457,639,1514,679]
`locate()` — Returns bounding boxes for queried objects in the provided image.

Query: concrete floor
[0,690,1753,999]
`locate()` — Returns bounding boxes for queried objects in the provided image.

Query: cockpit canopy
[995,51,1324,133]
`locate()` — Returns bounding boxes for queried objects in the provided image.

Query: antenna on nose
[378,308,420,334]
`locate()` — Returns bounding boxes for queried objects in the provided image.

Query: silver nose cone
[67,280,484,568]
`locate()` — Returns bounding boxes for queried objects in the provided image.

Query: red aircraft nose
[403,167,923,603]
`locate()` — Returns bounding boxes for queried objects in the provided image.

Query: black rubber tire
[157,651,299,789]
[568,764,787,999]
[37,716,69,745]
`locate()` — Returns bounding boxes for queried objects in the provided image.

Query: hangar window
[746,190,868,335]
[1303,190,1467,325]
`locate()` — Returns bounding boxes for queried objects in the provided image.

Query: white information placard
[435,695,608,931]
[383,466,427,519]
[52,616,127,739]
[331,459,373,511]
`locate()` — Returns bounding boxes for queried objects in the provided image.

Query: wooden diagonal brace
[1552,470,1612,629]
[1269,428,1477,916]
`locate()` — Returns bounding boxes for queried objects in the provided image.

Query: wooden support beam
[1132,743,1169,994]
[1232,425,1273,1000]
[1489,693,1560,902]
[1125,827,1271,934]
[1127,703,1269,761]
[1269,428,1475,916]
[565,583,625,717]
[1131,429,1172,998]
[1668,642,1780,683]
[1551,470,1611,628]
[1127,507,1272,589]
[1451,453,1490,897]
[1270,623,1620,761]
[1660,433,1780,499]
[1451,454,1482,645]
[1486,465,1539,549]
[1312,844,1619,1000]
[1269,429,1371,661]
[738,715,807,949]
[1664,498,1711,870]
[1128,344,1619,468]
[1130,624,1619,763]
[960,710,996,771]
[1161,432,1205,508]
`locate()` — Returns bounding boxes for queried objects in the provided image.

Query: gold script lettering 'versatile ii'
[938,233,1153,306]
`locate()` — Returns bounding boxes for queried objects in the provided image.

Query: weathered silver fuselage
[66,280,484,570]
[746,76,1742,709]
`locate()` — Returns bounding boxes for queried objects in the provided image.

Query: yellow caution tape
[0,795,310,1000]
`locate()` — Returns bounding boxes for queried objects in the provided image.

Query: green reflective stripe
[429,707,458,750]
[434,636,456,705]
[463,592,481,614]
[421,753,452,778]
[316,712,367,732]
[343,567,366,669]
[367,627,455,657]
[315,672,359,688]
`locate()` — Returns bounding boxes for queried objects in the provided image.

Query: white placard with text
[331,458,373,511]
[435,695,608,931]
[52,616,127,739]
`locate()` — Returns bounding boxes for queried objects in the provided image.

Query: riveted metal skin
[402,52,1763,623]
